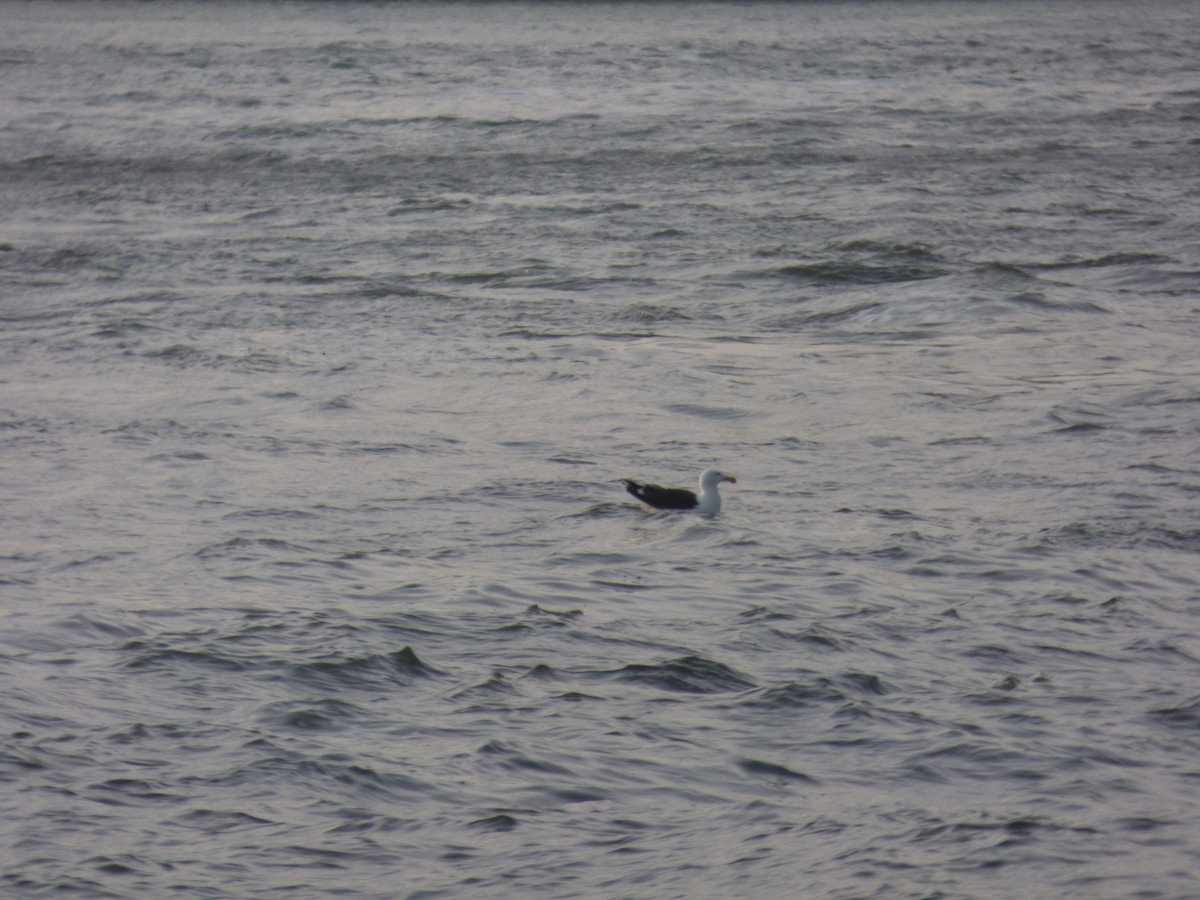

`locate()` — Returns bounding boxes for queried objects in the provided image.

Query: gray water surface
[3,2,1200,897]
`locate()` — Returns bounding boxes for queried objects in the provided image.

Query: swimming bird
[622,469,736,514]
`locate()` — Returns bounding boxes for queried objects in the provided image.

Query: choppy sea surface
[3,1,1200,896]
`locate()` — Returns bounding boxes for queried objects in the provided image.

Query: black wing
[623,479,698,510]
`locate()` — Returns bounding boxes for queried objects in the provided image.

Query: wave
[599,655,756,694]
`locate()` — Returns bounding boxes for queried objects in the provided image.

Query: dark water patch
[332,610,455,645]
[523,604,583,622]
[195,536,318,563]
[433,478,600,508]
[928,433,992,446]
[11,243,125,281]
[1121,391,1200,411]
[285,646,440,692]
[429,267,550,287]
[768,300,886,329]
[1032,643,1113,672]
[238,206,280,221]
[775,259,949,287]
[223,506,318,521]
[738,758,816,784]
[519,785,608,808]
[1004,290,1108,314]
[450,671,521,702]
[122,643,252,673]
[258,698,369,731]
[187,752,433,801]
[211,145,290,167]
[316,394,357,411]
[1034,521,1200,553]
[104,720,221,746]
[87,855,151,877]
[90,319,162,340]
[1062,742,1151,770]
[616,303,691,323]
[737,681,846,710]
[1,874,122,899]
[499,326,656,341]
[53,611,146,644]
[1111,816,1180,835]
[105,418,214,445]
[86,776,185,806]
[326,808,417,835]
[144,450,209,463]
[602,656,756,694]
[960,643,1026,666]
[141,343,297,373]
[1049,420,1111,435]
[341,437,466,457]
[968,260,1049,286]
[768,627,848,652]
[905,741,1031,778]
[1035,252,1173,272]
[735,606,798,623]
[829,671,891,696]
[468,812,520,832]
[49,550,140,575]
[963,685,1027,708]
[913,814,1091,845]
[559,200,642,216]
[171,808,275,832]
[521,663,559,681]
[476,739,576,777]
[543,551,642,568]
[664,402,759,421]
[1147,698,1200,731]
[386,195,473,215]
[831,239,945,260]
[1123,638,1200,664]
[0,748,48,776]
[555,691,604,703]
[142,343,209,366]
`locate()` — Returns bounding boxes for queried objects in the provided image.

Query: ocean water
[3,1,1200,896]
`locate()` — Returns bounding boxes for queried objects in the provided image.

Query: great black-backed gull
[622,469,736,514]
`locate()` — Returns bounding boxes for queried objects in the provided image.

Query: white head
[698,469,737,490]
[696,469,736,513]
